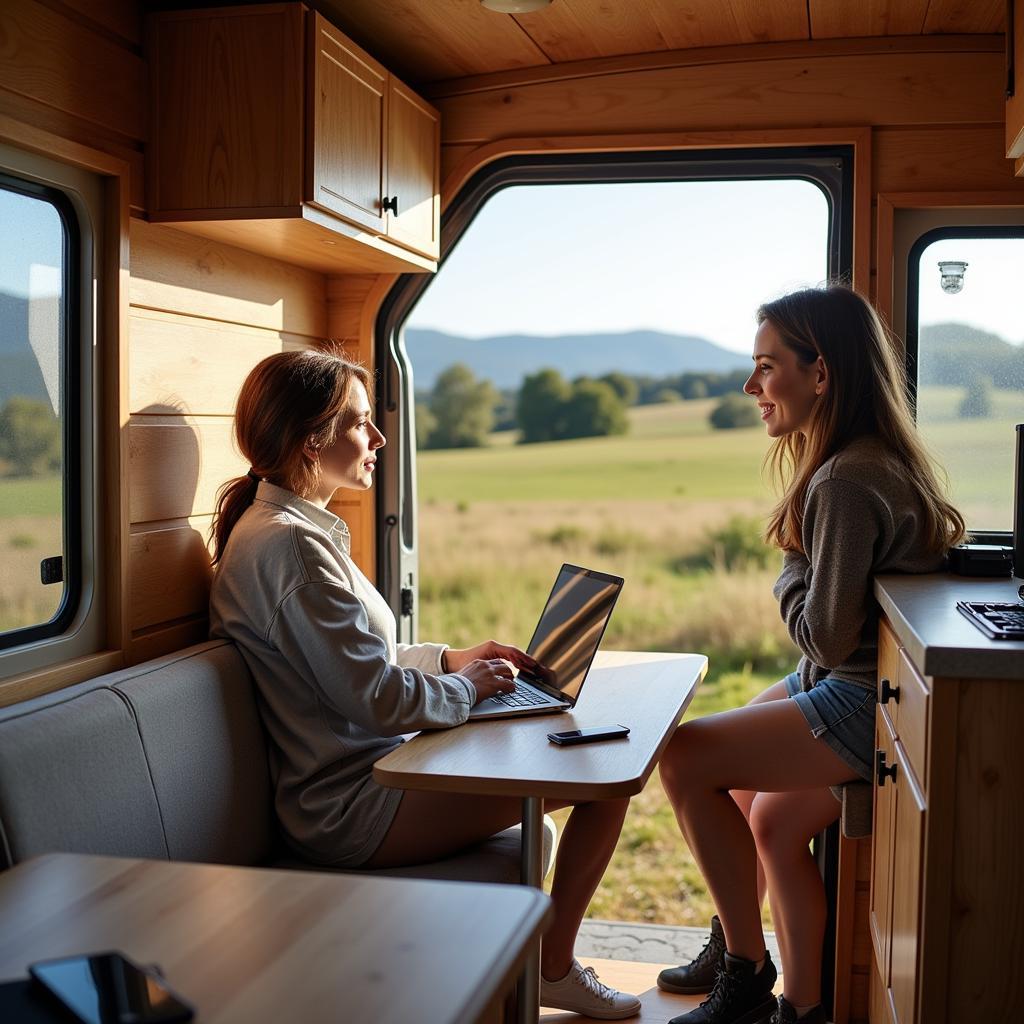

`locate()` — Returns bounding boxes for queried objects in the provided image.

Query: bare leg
[659,698,856,962]
[750,788,841,1006]
[729,679,790,912]
[363,788,629,980]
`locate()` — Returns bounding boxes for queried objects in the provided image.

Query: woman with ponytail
[655,286,964,1024]
[209,350,641,1020]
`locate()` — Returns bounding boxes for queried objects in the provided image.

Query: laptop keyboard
[489,679,553,707]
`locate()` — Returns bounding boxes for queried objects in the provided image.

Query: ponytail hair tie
[247,468,261,482]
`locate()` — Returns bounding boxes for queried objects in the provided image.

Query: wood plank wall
[126,219,328,661]
[0,0,146,210]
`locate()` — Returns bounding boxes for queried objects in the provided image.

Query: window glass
[0,182,67,638]
[914,235,1024,532]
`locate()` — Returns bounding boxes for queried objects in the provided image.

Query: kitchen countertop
[875,573,1024,679]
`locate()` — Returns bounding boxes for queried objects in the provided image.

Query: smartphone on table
[547,724,630,745]
[29,951,194,1024]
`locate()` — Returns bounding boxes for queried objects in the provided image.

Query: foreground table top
[0,853,552,1024]
[375,651,706,800]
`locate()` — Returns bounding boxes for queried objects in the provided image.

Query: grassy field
[416,388,1021,926]
[0,475,63,633]
[418,401,787,927]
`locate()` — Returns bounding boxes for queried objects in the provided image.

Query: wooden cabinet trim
[1007,0,1024,157]
[895,649,929,792]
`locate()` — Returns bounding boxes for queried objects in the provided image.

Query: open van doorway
[376,148,849,940]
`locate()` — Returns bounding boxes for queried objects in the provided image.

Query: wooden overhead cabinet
[148,4,440,274]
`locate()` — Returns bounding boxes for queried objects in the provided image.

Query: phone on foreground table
[548,724,630,745]
[29,951,194,1024]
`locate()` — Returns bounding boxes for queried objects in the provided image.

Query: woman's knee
[659,721,715,798]
[749,799,816,862]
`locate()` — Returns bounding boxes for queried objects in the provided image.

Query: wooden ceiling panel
[726,0,810,44]
[647,0,805,49]
[809,1,929,39]
[513,0,669,63]
[923,0,1005,34]
[318,0,1003,85]
[317,0,551,83]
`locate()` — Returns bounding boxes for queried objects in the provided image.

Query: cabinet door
[869,710,897,994]
[888,741,925,1024]
[385,78,440,259]
[307,13,387,233]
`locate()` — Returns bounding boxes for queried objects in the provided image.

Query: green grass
[418,402,771,504]
[414,388,1022,925]
[0,475,62,518]
[416,400,792,927]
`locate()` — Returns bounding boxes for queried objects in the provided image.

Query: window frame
[375,143,854,1016]
[905,224,1024,543]
[0,170,83,650]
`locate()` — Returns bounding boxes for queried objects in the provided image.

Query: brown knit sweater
[772,436,945,693]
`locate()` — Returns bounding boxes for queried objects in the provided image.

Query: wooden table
[375,650,706,1023]
[0,853,552,1024]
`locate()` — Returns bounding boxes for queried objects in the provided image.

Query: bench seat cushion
[0,641,558,884]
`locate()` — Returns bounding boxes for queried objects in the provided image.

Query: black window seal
[0,172,83,651]
[906,224,1024,543]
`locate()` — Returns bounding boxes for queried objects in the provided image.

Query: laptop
[468,563,624,720]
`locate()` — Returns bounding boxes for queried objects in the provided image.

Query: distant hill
[404,322,1024,391]
[403,328,752,389]
[917,322,1024,388]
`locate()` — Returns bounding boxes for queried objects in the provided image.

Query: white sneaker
[540,958,642,1019]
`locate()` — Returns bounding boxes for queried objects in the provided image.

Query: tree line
[0,397,61,477]
[416,364,760,449]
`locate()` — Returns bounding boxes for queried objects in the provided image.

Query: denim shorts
[784,672,876,782]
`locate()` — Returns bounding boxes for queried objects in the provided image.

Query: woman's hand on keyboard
[444,640,538,675]
[459,659,518,704]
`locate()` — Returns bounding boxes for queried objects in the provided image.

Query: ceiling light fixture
[480,0,553,13]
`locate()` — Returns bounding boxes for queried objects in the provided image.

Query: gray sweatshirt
[209,482,476,867]
[772,436,945,693]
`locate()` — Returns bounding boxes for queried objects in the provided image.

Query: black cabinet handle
[383,195,399,215]
[876,749,898,786]
[880,677,900,704]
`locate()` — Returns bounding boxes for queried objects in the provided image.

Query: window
[0,174,79,647]
[908,229,1024,535]
[0,141,103,674]
[377,146,853,639]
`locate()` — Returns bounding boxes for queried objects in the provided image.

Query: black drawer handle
[880,677,900,704]
[876,749,898,786]
[382,195,399,215]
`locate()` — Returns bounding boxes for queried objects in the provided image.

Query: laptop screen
[523,564,623,703]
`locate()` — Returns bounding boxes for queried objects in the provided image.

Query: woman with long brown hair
[656,286,964,1024]
[209,349,641,1020]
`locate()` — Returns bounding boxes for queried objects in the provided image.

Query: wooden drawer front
[877,618,901,733]
[896,648,929,789]
[888,740,925,1024]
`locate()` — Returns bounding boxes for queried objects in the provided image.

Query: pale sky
[409,179,1024,351]
[2,178,1020,349]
